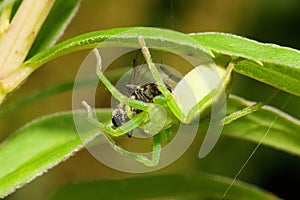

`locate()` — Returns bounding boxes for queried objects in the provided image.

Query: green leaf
[46,174,278,200]
[0,80,75,115]
[0,0,16,14]
[0,0,13,38]
[26,0,80,59]
[6,0,21,19]
[23,27,204,68]
[6,27,202,99]
[22,27,300,97]
[190,32,300,97]
[0,67,127,116]
[224,95,300,156]
[1,95,299,197]
[0,110,111,198]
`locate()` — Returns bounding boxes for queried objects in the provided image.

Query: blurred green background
[1,0,300,199]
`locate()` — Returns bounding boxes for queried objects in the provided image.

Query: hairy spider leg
[138,36,236,124]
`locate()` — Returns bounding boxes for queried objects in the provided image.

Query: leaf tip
[207,50,215,58]
[255,60,264,66]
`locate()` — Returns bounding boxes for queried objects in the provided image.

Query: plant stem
[0,0,55,79]
[0,0,56,105]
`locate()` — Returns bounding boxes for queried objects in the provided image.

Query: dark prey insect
[82,36,236,167]
[111,51,172,137]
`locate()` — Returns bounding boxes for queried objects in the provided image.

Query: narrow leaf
[0,0,12,38]
[0,94,299,197]
[0,0,16,14]
[3,27,205,99]
[21,27,300,98]
[46,174,278,200]
[190,32,300,96]
[224,95,300,156]
[0,80,75,115]
[0,110,111,198]
[26,0,80,59]
[3,27,298,102]
[23,27,204,68]
[0,67,127,115]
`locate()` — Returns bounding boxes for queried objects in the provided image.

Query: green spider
[82,36,263,167]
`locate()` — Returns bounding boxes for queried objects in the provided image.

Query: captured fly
[111,51,174,137]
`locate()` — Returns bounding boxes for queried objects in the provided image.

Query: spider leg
[178,59,237,123]
[103,132,162,167]
[222,89,279,124]
[82,49,167,167]
[168,57,276,124]
[161,127,172,142]
[82,101,146,137]
[82,101,161,166]
[92,48,150,111]
[138,37,186,121]
[138,36,238,124]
